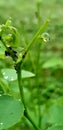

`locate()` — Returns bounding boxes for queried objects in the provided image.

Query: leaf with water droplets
[0,95,24,129]
[1,69,35,81]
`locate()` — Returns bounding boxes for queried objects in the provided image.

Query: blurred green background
[0,0,63,130]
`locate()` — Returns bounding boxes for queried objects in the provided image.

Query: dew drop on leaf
[4,76,8,80]
[11,77,14,81]
[19,99,21,101]
[0,122,3,125]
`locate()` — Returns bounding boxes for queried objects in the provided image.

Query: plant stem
[20,19,50,67]
[25,19,50,55]
[24,110,40,130]
[17,63,40,130]
[36,2,42,128]
[16,20,50,129]
[36,42,42,128]
[17,63,27,109]
[36,0,41,27]
[20,21,36,73]
[20,21,28,45]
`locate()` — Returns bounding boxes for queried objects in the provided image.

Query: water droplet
[3,72,5,75]
[19,99,21,101]
[11,77,14,81]
[1,69,17,81]
[0,122,3,125]
[4,76,8,80]
[39,32,50,43]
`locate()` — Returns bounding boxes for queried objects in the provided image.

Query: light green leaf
[48,104,63,125]
[22,69,35,78]
[1,68,35,81]
[0,95,24,129]
[42,58,63,68]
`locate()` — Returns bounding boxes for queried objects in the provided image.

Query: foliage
[0,0,63,130]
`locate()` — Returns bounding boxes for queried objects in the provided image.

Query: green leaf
[42,58,63,68]
[48,104,63,125]
[22,69,35,78]
[0,95,24,129]
[47,125,63,130]
[1,69,35,81]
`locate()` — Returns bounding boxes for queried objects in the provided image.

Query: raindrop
[0,122,3,125]
[1,69,17,81]
[3,72,5,75]
[19,99,21,101]
[11,77,14,81]
[4,76,8,80]
[39,32,50,43]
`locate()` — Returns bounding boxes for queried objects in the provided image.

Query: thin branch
[17,63,40,130]
[20,20,50,66]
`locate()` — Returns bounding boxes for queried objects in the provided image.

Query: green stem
[36,0,41,27]
[20,22,36,73]
[25,19,49,55]
[16,20,50,129]
[1,19,49,130]
[36,3,42,127]
[36,43,42,128]
[35,54,42,127]
[20,19,50,67]
[17,63,40,130]
[20,21,28,45]
[17,63,26,109]
[24,110,40,130]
